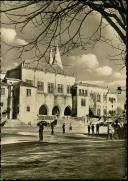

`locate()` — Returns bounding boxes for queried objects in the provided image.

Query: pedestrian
[88,124,90,135]
[37,122,44,141]
[114,121,120,139]
[69,123,72,131]
[62,123,65,133]
[96,124,100,135]
[107,124,114,140]
[91,124,94,134]
[51,123,54,135]
[107,124,110,139]
[1,111,7,127]
[123,122,127,139]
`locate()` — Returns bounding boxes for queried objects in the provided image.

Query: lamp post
[7,82,13,119]
[116,86,126,123]
[117,86,126,94]
[117,86,126,110]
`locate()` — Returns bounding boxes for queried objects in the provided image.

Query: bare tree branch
[1,0,126,66]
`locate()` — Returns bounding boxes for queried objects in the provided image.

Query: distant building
[71,81,117,118]
[0,46,117,125]
[0,81,9,117]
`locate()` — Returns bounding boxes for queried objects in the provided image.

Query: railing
[37,115,57,120]
[62,116,85,121]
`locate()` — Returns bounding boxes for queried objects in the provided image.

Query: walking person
[107,124,110,139]
[62,123,66,134]
[91,124,94,134]
[1,111,7,127]
[51,123,54,135]
[96,124,100,135]
[88,124,90,135]
[51,119,57,135]
[69,123,72,131]
[114,120,120,139]
[37,122,44,142]
[107,124,114,140]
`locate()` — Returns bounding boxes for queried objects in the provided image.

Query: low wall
[54,117,86,133]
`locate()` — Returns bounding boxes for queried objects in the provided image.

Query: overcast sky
[1,2,126,109]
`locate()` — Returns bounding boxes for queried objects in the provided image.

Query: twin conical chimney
[49,48,54,65]
[48,45,63,69]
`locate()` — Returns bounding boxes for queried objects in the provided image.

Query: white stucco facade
[1,47,118,125]
[0,83,8,115]
[6,62,75,125]
[74,82,117,118]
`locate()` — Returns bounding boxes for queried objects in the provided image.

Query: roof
[13,81,36,88]
[75,81,107,89]
[22,61,74,77]
[6,65,21,79]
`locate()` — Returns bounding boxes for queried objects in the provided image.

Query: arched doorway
[39,105,48,115]
[64,106,72,116]
[52,106,60,115]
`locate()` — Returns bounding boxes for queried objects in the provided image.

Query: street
[1,126,127,180]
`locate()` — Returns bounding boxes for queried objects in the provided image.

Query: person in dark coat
[37,122,44,141]
[91,124,94,134]
[88,124,90,135]
[51,124,54,135]
[114,121,120,139]
[62,123,65,133]
[69,123,72,131]
[1,111,7,127]
[96,124,100,135]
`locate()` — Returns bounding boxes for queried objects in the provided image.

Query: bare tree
[1,0,127,64]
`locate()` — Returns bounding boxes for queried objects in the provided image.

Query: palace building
[0,46,117,125]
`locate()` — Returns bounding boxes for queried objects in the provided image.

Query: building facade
[71,81,117,118]
[0,46,118,125]
[0,82,9,116]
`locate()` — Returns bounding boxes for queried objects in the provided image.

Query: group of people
[37,118,126,141]
[107,121,121,140]
[38,121,72,142]
[87,120,123,139]
[88,124,100,135]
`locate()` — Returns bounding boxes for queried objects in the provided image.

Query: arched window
[52,106,60,115]
[64,106,72,116]
[39,105,48,115]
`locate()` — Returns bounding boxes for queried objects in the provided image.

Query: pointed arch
[39,104,48,115]
[64,106,72,116]
[52,105,61,115]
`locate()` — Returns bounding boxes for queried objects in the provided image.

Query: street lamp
[117,86,126,111]
[117,86,126,94]
[7,82,13,119]
[117,86,126,124]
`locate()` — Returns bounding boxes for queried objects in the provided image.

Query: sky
[1,2,126,109]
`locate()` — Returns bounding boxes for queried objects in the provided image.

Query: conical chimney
[49,48,54,64]
[53,45,63,69]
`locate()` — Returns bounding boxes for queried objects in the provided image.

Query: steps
[54,118,86,133]
[4,119,28,128]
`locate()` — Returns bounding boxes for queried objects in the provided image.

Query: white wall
[76,84,108,117]
[21,67,75,122]
[19,86,37,125]
[107,93,117,115]
[1,85,8,114]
